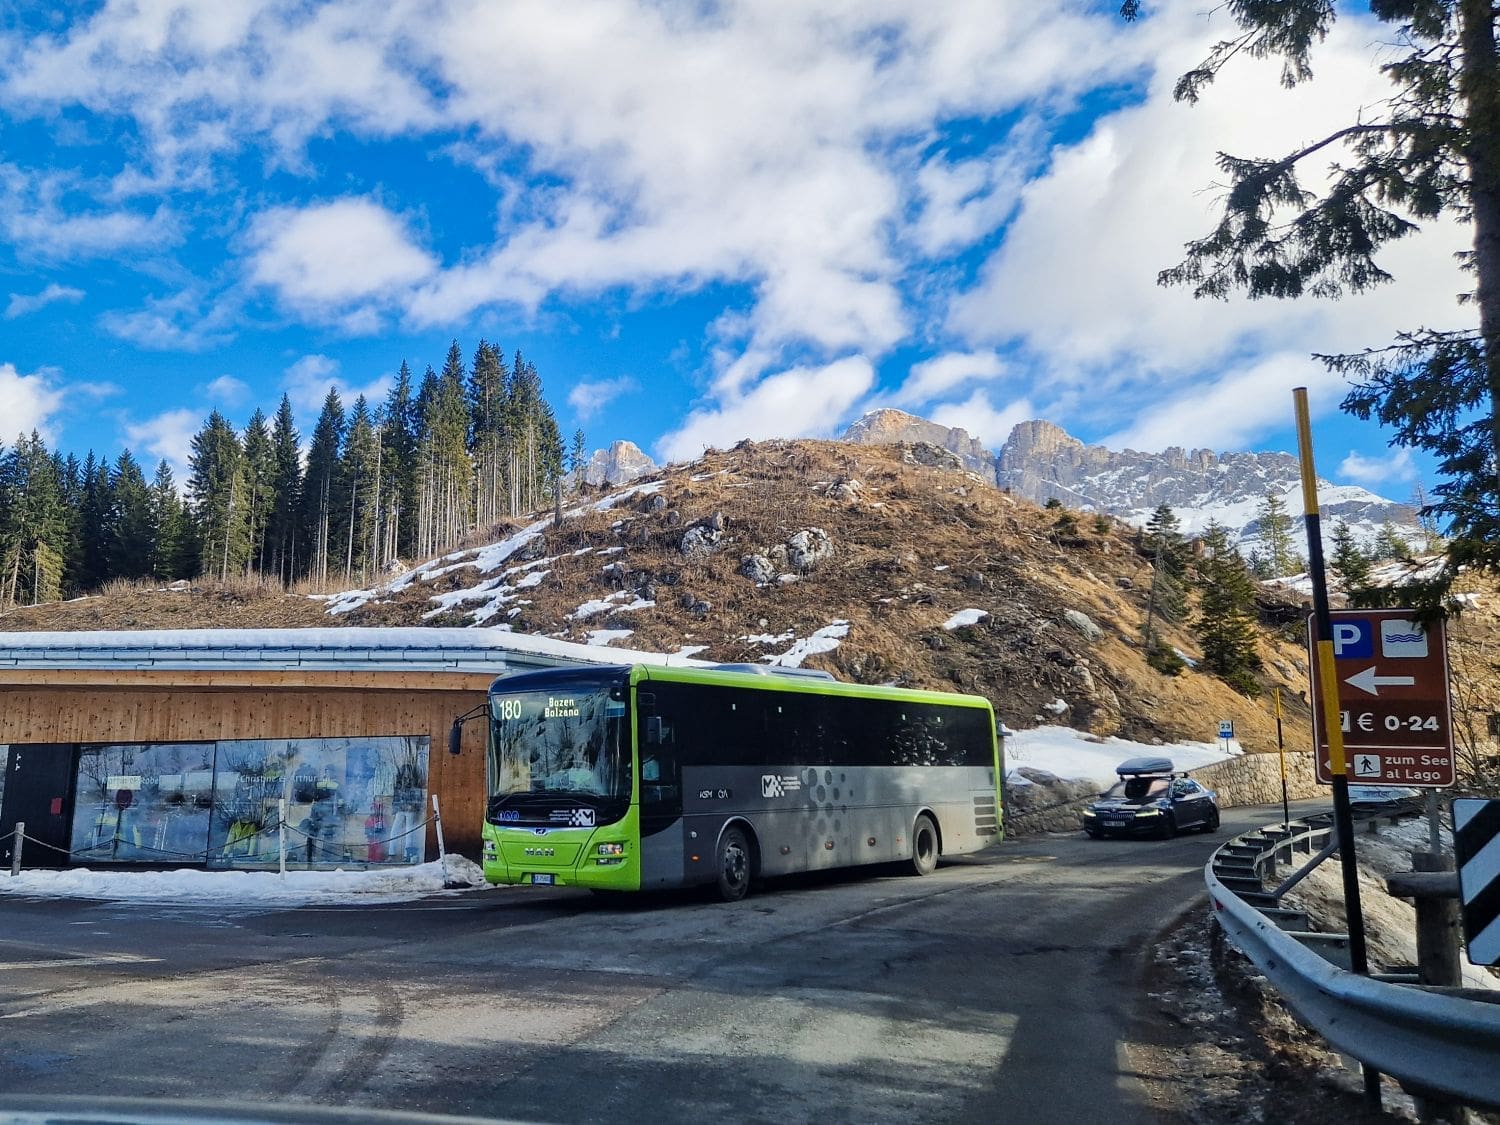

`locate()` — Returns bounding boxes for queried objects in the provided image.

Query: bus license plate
[530,873,554,885]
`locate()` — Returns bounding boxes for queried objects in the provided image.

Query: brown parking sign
[1309,609,1455,787]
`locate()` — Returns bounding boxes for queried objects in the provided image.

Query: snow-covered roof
[0,627,706,676]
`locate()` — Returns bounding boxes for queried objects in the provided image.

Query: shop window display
[71,743,217,863]
[67,735,430,869]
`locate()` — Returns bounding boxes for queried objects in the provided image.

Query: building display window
[67,736,430,869]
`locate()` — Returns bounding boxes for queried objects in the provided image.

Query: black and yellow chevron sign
[1454,798,1500,966]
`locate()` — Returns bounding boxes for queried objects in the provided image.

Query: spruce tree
[187,411,249,582]
[0,432,67,605]
[1253,492,1302,578]
[148,460,189,580]
[337,396,380,583]
[241,408,275,575]
[266,394,302,584]
[1194,521,1263,696]
[1329,519,1373,598]
[104,450,154,580]
[300,389,345,585]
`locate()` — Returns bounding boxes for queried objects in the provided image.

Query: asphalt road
[0,801,1329,1124]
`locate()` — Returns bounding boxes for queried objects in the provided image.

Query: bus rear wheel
[716,826,753,902]
[910,814,939,877]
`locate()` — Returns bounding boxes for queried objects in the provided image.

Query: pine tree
[1141,503,1188,637]
[380,362,419,567]
[1193,521,1263,696]
[104,450,154,580]
[1253,492,1302,578]
[467,340,508,528]
[0,432,67,605]
[300,389,345,585]
[187,411,249,581]
[337,396,380,583]
[569,427,587,490]
[241,408,275,575]
[1371,521,1414,563]
[71,451,112,591]
[1120,0,1500,604]
[1329,519,1373,596]
[148,460,189,580]
[266,394,302,584]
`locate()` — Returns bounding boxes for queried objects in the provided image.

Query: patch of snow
[0,857,488,907]
[765,620,849,668]
[585,629,635,647]
[1173,648,1198,667]
[943,608,989,630]
[569,592,655,621]
[1003,727,1233,789]
[1043,698,1068,714]
[513,570,548,589]
[933,565,949,571]
[742,630,796,646]
[674,645,709,658]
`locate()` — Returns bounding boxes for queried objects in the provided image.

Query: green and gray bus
[456,662,1002,900]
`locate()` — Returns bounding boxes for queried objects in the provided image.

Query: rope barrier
[10,811,440,870]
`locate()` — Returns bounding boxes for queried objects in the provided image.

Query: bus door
[637,710,686,888]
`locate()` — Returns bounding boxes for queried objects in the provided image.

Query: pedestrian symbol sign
[1354,755,1381,778]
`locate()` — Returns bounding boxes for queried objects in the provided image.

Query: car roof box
[1115,756,1174,777]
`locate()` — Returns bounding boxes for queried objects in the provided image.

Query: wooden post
[10,821,23,877]
[278,798,288,880]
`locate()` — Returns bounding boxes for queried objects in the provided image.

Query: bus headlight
[597,842,625,856]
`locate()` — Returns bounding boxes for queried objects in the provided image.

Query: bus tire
[716,825,753,902]
[910,814,939,877]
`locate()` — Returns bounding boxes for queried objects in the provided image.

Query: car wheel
[1157,812,1177,839]
[1202,807,1220,834]
[715,826,753,902]
[910,814,939,876]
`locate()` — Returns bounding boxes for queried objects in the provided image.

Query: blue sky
[0,2,1473,502]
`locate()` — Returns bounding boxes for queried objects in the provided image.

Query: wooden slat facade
[0,670,493,858]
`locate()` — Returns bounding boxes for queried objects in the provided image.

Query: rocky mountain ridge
[842,410,1420,550]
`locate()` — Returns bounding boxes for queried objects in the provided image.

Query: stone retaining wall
[1187,750,1320,809]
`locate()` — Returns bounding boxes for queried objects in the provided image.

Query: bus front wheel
[716,826,753,902]
[910,814,939,877]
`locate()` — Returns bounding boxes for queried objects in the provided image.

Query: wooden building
[0,628,682,872]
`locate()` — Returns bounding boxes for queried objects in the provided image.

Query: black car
[1081,756,1220,838]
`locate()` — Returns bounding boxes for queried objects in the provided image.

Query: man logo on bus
[762,775,785,798]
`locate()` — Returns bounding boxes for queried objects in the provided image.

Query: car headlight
[1081,809,1097,818]
[1134,808,1161,816]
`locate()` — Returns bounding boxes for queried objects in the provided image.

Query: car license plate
[531,873,554,885]
[1104,818,1126,826]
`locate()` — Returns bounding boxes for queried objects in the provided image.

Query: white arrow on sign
[1345,666,1417,697]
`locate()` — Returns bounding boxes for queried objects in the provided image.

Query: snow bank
[1005,726,1233,789]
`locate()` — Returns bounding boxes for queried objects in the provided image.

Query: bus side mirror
[448,722,463,756]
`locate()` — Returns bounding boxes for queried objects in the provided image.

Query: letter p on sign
[1332,620,1372,659]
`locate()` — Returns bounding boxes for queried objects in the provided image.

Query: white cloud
[123,408,199,483]
[100,288,236,351]
[0,362,66,443]
[948,7,1475,447]
[657,356,875,462]
[891,351,1008,410]
[1340,447,1419,488]
[928,390,1035,450]
[1102,352,1343,454]
[247,198,437,322]
[281,354,393,419]
[0,163,175,260]
[202,375,250,407]
[568,377,638,423]
[4,283,85,319]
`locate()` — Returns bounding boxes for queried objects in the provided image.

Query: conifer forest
[0,341,571,607]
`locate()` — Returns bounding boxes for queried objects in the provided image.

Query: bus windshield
[488,681,630,820]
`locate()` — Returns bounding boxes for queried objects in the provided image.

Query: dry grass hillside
[0,438,1380,755]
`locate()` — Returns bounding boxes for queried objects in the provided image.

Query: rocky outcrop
[583,441,656,486]
[994,419,1420,549]
[843,409,994,476]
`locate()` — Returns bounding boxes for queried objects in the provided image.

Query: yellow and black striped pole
[1294,387,1379,1108]
[1274,686,1289,828]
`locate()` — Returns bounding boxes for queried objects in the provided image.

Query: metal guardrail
[1206,817,1500,1110]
